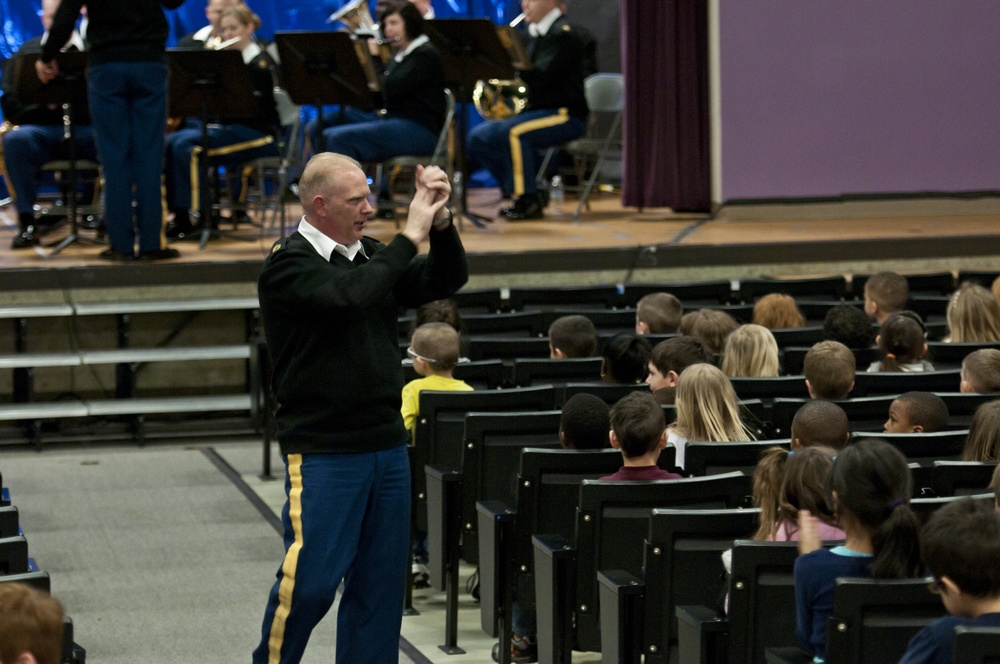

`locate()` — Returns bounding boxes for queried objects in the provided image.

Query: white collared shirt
[40,29,86,52]
[394,34,430,63]
[528,8,563,37]
[241,41,262,65]
[297,217,368,262]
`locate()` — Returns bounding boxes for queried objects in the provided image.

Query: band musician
[466,0,588,221]
[177,0,243,49]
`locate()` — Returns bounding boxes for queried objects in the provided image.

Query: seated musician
[177,0,242,50]
[165,4,280,239]
[466,0,588,221]
[320,3,446,167]
[1,0,96,249]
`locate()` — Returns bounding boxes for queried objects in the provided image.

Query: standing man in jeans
[37,0,186,261]
[253,153,467,663]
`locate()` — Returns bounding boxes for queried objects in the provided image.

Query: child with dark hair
[790,400,850,450]
[411,298,464,336]
[897,498,1000,664]
[884,392,949,433]
[960,349,1000,393]
[635,292,682,334]
[600,333,652,384]
[678,308,740,362]
[645,336,711,405]
[823,304,876,349]
[868,312,933,373]
[803,340,856,399]
[863,272,909,324]
[795,438,922,661]
[962,400,1000,462]
[753,446,844,542]
[548,315,598,359]
[559,393,611,450]
[601,391,681,480]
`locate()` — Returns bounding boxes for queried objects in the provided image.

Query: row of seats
[0,471,86,662]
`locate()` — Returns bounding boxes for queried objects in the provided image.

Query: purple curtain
[620,0,709,212]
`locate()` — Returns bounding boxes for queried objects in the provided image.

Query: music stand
[275,31,377,154]
[426,19,525,229]
[167,49,260,249]
[11,52,97,258]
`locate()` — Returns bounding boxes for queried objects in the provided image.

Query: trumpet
[327,0,379,36]
[212,36,242,51]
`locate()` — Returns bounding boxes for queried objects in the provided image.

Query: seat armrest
[598,569,645,664]
[476,499,516,636]
[676,605,729,664]
[533,533,576,664]
[425,465,462,591]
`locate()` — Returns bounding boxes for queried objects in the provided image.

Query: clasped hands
[402,165,451,246]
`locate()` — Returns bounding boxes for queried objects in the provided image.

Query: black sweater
[381,41,447,135]
[42,0,185,66]
[521,15,588,120]
[258,226,468,455]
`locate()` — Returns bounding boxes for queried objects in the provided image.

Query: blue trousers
[305,106,379,153]
[2,124,97,215]
[253,445,411,664]
[322,117,437,163]
[87,61,169,255]
[466,108,585,197]
[164,120,277,215]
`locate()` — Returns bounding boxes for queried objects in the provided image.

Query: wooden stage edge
[0,191,998,298]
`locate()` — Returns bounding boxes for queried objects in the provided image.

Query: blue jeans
[467,108,585,197]
[253,445,411,664]
[2,124,97,215]
[87,60,168,255]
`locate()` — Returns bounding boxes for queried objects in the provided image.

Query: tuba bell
[327,0,379,36]
[473,14,529,120]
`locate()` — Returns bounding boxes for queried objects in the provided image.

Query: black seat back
[825,578,945,664]
[0,506,18,539]
[0,535,29,575]
[403,359,506,390]
[739,276,848,302]
[849,430,967,465]
[910,493,994,525]
[931,460,999,497]
[925,341,1000,370]
[620,280,734,307]
[572,472,751,652]
[951,626,1000,664]
[729,376,811,402]
[852,369,962,397]
[642,509,761,663]
[938,392,1000,429]
[560,381,649,406]
[511,357,604,387]
[684,440,790,478]
[465,335,551,360]
[771,396,895,437]
[507,285,618,310]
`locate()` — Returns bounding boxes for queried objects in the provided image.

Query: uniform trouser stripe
[189,136,274,213]
[266,453,304,664]
[509,108,570,196]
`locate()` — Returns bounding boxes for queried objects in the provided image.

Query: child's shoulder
[898,614,994,664]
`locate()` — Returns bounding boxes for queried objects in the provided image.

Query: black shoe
[10,226,38,249]
[500,194,544,221]
[166,220,199,240]
[229,210,253,227]
[137,247,181,261]
[98,248,134,261]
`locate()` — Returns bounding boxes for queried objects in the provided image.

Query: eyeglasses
[406,347,438,364]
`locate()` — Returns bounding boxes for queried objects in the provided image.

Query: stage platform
[1,189,998,302]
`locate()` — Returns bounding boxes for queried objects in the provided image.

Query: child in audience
[752,293,806,329]
[548,315,598,359]
[946,282,1000,343]
[678,309,740,364]
[790,400,850,450]
[823,304,876,349]
[600,333,652,384]
[867,312,933,372]
[646,336,711,405]
[559,393,611,450]
[803,340,856,399]
[863,272,909,324]
[753,446,844,542]
[668,363,753,470]
[410,298,468,356]
[0,582,64,664]
[635,292,683,334]
[601,391,682,480]
[400,323,473,435]
[962,400,1000,462]
[884,392,950,433]
[795,438,922,662]
[897,498,1000,664]
[720,324,780,377]
[960,349,1000,393]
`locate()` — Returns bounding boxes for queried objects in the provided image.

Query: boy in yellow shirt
[401,322,473,434]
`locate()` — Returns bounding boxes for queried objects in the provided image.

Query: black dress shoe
[500,194,544,221]
[10,226,38,249]
[137,247,181,261]
[166,220,199,240]
[98,248,135,261]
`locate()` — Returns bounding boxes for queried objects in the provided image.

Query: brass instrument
[327,0,379,37]
[212,36,242,51]
[473,14,530,120]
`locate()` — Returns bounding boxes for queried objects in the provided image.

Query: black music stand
[275,31,376,154]
[11,52,98,258]
[167,49,261,249]
[426,19,524,229]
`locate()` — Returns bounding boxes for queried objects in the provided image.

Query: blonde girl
[721,324,780,377]
[668,363,753,470]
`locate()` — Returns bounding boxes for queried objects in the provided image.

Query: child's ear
[938,576,960,597]
[791,437,802,450]
[874,334,882,348]
[665,370,680,388]
[658,430,667,449]
[559,431,572,450]
[609,429,620,450]
[551,346,567,359]
[636,320,650,335]
[911,424,924,433]
[805,379,816,398]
